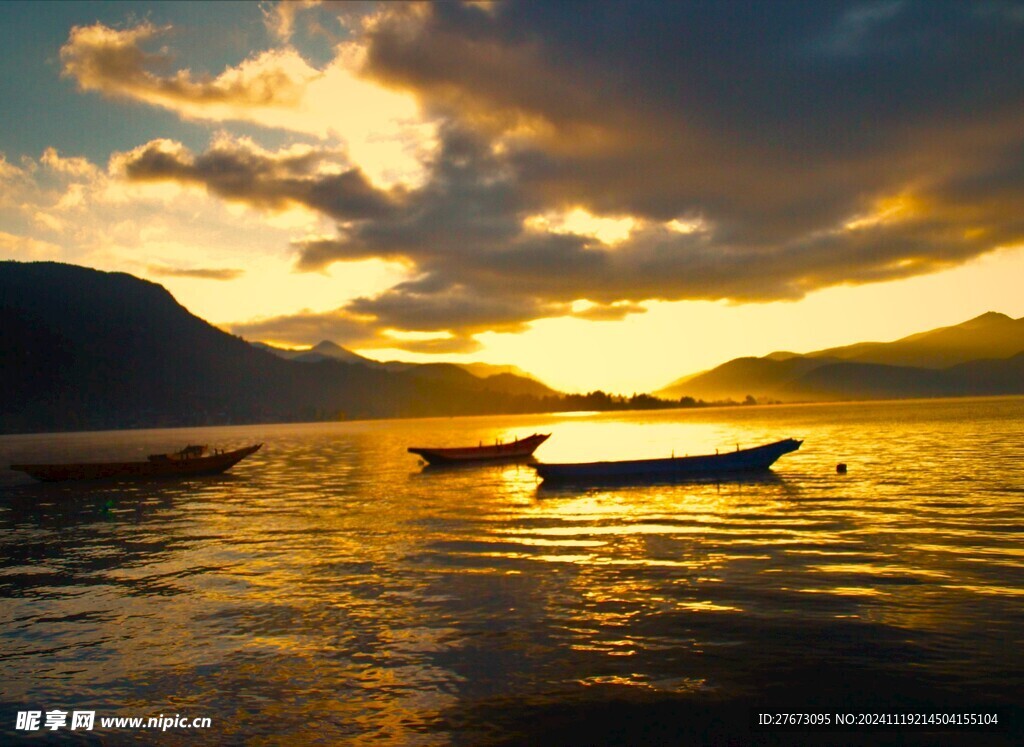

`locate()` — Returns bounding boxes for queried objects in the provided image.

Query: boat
[532,438,802,483]
[408,433,550,465]
[10,444,263,483]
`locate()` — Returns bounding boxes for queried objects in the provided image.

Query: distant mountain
[774,352,1024,401]
[0,261,563,434]
[458,361,535,379]
[252,341,555,395]
[658,312,1024,402]
[470,372,555,398]
[659,356,841,401]
[253,340,379,366]
[806,312,1024,368]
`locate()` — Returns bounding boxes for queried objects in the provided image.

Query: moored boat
[10,444,262,483]
[408,433,550,465]
[532,438,802,483]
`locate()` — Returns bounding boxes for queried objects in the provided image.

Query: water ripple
[1,399,1023,743]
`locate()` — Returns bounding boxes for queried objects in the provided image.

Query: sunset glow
[3,2,1024,393]
[524,209,637,246]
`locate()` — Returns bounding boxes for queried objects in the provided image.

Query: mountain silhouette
[658,312,1024,402]
[805,312,1024,368]
[0,261,559,433]
[253,340,554,396]
[253,340,380,366]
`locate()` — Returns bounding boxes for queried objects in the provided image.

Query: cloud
[0,146,329,315]
[356,4,1024,303]
[96,2,1024,351]
[146,264,244,281]
[61,22,313,108]
[572,302,647,322]
[811,1,907,57]
[346,277,568,334]
[125,118,1020,349]
[380,334,483,355]
[229,303,485,354]
[1,148,103,238]
[229,306,381,348]
[263,1,305,43]
[0,231,64,260]
[116,136,400,221]
[60,20,436,187]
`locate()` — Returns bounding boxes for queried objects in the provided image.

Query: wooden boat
[408,433,550,465]
[10,444,262,483]
[532,438,802,483]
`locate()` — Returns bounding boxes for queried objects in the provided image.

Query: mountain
[658,356,842,401]
[469,372,555,398]
[806,312,1024,368]
[252,342,555,395]
[253,340,380,366]
[458,361,535,379]
[0,261,562,433]
[658,312,1024,402]
[774,352,1024,401]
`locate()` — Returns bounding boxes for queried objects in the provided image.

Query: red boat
[10,444,262,483]
[408,433,550,465]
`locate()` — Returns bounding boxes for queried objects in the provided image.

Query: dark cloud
[119,2,1024,348]
[346,277,569,333]
[228,301,485,355]
[121,139,398,221]
[230,308,380,348]
[363,1,1024,233]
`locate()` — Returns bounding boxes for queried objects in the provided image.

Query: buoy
[836,462,847,474]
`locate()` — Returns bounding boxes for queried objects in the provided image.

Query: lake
[1,397,1022,745]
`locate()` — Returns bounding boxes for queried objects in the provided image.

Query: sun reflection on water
[1,399,1023,742]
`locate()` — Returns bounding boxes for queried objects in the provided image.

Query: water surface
[1,398,1022,744]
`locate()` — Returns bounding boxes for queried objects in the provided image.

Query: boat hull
[409,433,550,465]
[11,444,262,483]
[533,438,802,483]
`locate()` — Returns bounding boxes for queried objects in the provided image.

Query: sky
[2,0,1024,394]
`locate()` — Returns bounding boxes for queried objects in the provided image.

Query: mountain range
[251,340,378,366]
[252,340,548,393]
[0,261,557,434]
[657,312,1024,402]
[4,260,1023,434]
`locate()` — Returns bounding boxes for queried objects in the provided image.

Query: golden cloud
[60,21,436,187]
[146,264,244,281]
[46,4,1024,352]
